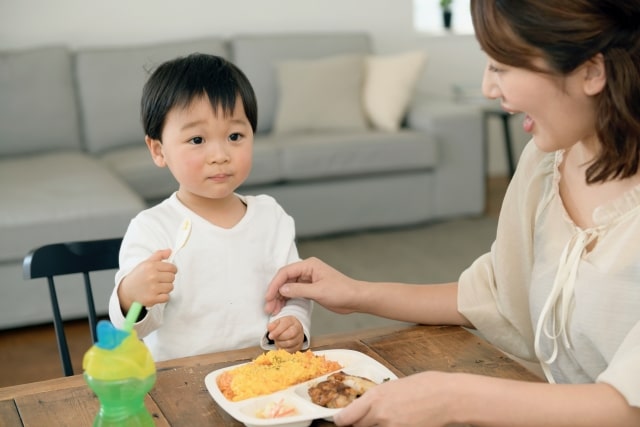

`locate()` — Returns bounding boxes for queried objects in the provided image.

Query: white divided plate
[204,349,398,427]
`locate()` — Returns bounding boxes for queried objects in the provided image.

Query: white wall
[0,0,525,175]
[0,0,416,50]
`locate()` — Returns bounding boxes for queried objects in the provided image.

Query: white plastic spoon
[147,218,191,311]
[166,218,192,263]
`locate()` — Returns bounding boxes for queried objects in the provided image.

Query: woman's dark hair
[141,53,257,140]
[472,0,640,184]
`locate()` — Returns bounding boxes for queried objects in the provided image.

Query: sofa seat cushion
[244,142,283,186]
[0,151,145,262]
[99,146,177,201]
[262,130,437,182]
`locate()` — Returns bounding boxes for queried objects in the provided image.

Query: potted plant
[440,0,453,29]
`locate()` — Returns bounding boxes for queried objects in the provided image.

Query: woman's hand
[264,257,361,316]
[334,371,458,427]
[335,371,640,427]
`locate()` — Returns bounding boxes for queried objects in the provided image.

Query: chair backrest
[22,237,122,376]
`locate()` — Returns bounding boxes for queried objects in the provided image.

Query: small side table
[482,107,517,178]
[452,85,518,179]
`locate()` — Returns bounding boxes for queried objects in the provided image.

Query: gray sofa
[0,32,484,329]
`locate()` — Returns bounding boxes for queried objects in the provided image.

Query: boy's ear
[582,53,606,96]
[145,135,166,167]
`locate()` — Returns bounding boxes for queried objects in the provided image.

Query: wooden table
[0,325,541,426]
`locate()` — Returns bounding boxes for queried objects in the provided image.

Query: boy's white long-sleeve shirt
[458,140,640,407]
[109,193,311,362]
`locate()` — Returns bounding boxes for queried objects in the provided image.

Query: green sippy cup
[83,302,156,426]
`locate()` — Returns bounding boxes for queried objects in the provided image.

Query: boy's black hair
[141,53,257,140]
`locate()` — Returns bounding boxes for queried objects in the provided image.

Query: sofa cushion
[244,142,283,186]
[364,51,428,132]
[75,37,229,154]
[99,146,177,201]
[273,54,368,134]
[230,33,371,135]
[259,131,437,182]
[0,152,146,262]
[0,46,82,156]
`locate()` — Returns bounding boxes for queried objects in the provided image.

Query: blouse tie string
[533,227,601,383]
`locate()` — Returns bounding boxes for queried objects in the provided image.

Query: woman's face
[481,56,601,153]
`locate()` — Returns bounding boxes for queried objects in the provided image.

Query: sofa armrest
[406,94,485,218]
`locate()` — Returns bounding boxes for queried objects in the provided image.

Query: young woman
[265,2,640,425]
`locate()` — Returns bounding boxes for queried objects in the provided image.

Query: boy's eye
[189,136,204,145]
[229,133,242,143]
[488,64,503,73]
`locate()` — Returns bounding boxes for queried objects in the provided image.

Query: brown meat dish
[308,371,378,408]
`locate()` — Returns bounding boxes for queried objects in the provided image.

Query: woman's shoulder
[517,139,557,175]
[500,139,559,221]
[511,139,559,198]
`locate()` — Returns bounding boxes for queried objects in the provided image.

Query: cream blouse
[458,140,640,407]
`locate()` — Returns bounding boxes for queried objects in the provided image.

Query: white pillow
[363,51,428,132]
[273,54,368,134]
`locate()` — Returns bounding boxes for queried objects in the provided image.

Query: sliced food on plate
[256,398,299,419]
[308,371,381,408]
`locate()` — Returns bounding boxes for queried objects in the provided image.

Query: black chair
[22,237,122,376]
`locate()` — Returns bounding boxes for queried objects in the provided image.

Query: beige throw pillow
[273,54,368,134]
[363,51,428,132]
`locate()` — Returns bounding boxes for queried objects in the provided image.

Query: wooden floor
[0,176,509,388]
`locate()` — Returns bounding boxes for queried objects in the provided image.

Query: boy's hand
[118,249,176,312]
[267,316,305,352]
